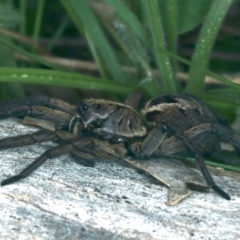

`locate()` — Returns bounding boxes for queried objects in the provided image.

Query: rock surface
[0,118,240,240]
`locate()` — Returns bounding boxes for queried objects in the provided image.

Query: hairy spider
[0,92,239,202]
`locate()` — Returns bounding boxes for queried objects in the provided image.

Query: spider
[0,92,239,202]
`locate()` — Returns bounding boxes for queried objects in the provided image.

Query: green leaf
[176,0,212,34]
[187,0,234,97]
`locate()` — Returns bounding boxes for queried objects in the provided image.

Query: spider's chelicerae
[0,91,239,202]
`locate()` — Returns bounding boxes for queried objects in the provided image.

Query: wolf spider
[0,91,239,201]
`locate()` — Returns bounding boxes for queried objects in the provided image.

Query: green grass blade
[158,0,179,85]
[47,16,70,52]
[0,36,67,71]
[143,0,177,93]
[187,0,234,97]
[0,68,136,94]
[178,157,240,173]
[102,0,155,81]
[158,0,178,55]
[94,9,153,83]
[100,14,147,70]
[61,0,128,83]
[31,0,45,51]
[151,44,240,92]
[85,32,108,79]
[19,0,26,35]
[0,38,25,100]
[103,0,149,45]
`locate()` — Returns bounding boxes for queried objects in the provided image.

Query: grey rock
[0,118,240,240]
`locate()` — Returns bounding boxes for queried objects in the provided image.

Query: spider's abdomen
[142,94,218,131]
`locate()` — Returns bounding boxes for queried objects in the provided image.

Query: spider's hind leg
[130,121,231,200]
[174,127,230,200]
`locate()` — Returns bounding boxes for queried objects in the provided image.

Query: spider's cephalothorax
[1,92,240,203]
[77,98,147,141]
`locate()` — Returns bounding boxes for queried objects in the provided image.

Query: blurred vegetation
[0,0,240,169]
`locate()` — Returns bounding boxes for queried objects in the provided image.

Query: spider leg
[140,126,166,156]
[124,90,144,109]
[22,106,72,128]
[71,140,127,167]
[1,137,93,186]
[156,123,220,157]
[21,116,66,131]
[0,130,76,150]
[172,128,230,200]
[128,125,166,158]
[136,122,230,200]
[0,96,76,120]
[91,139,127,161]
[0,100,74,133]
[1,137,127,186]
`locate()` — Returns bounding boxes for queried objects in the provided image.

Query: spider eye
[94,104,101,109]
[82,124,88,132]
[82,105,88,111]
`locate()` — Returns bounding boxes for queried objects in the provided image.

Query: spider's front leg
[0,96,77,132]
[0,129,76,150]
[0,95,76,119]
[1,137,126,186]
[1,137,91,186]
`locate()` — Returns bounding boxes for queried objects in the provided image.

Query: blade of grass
[0,36,68,71]
[0,68,136,94]
[0,29,49,55]
[101,0,236,90]
[158,0,178,75]
[101,0,156,83]
[31,0,45,52]
[47,16,70,52]
[143,0,177,93]
[1,30,239,93]
[151,44,240,92]
[85,32,109,80]
[19,0,26,36]
[0,38,25,100]
[95,9,153,82]
[187,0,234,97]
[103,0,149,45]
[61,0,128,83]
[178,156,240,173]
[104,1,239,93]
